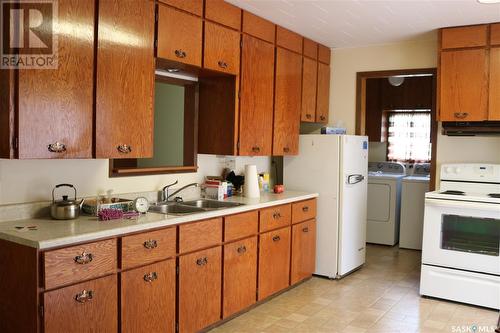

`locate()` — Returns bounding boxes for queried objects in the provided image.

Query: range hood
[442,121,500,136]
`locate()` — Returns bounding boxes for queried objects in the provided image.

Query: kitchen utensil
[50,184,85,220]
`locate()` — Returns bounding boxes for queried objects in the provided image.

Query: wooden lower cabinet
[223,236,258,318]
[44,274,117,333]
[121,259,176,333]
[179,246,222,333]
[291,219,317,284]
[258,227,291,300]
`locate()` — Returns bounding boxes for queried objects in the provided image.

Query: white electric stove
[420,163,500,309]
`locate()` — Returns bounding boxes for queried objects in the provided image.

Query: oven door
[422,198,500,275]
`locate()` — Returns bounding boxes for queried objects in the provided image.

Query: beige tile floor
[211,245,499,333]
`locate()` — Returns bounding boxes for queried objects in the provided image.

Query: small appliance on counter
[420,163,500,309]
[50,184,85,220]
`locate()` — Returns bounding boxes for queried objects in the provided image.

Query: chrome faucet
[161,181,199,202]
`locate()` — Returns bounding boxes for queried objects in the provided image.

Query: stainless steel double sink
[149,199,244,216]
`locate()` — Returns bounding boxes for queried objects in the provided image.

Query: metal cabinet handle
[454,112,468,119]
[117,144,132,154]
[175,49,187,58]
[75,289,93,303]
[196,257,208,266]
[302,227,309,233]
[143,272,158,282]
[320,115,326,121]
[272,235,281,242]
[302,206,309,212]
[218,60,228,69]
[74,252,93,265]
[283,147,290,153]
[305,114,312,119]
[252,146,260,153]
[48,142,66,153]
[237,245,247,254]
[272,212,281,219]
[143,239,158,249]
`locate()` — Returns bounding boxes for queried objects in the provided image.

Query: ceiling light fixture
[477,0,500,3]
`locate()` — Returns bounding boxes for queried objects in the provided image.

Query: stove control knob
[455,167,461,174]
[445,167,453,174]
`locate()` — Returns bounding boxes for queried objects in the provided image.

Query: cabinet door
[18,0,94,159]
[179,246,221,333]
[316,62,330,123]
[204,22,240,75]
[291,219,316,284]
[223,236,257,318]
[273,48,302,156]
[44,275,117,333]
[489,48,500,120]
[239,35,275,156]
[121,260,175,333]
[439,49,488,121]
[158,0,203,16]
[301,57,318,122]
[205,0,241,30]
[95,0,155,158]
[258,227,291,300]
[157,5,202,67]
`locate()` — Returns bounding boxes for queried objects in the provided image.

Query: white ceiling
[226,0,500,48]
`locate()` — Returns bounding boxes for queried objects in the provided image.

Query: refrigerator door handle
[347,174,365,185]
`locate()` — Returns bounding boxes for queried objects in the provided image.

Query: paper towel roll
[244,164,260,198]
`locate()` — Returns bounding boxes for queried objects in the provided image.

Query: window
[386,111,431,162]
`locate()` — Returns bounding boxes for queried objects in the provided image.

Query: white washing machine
[367,162,406,245]
[399,163,430,250]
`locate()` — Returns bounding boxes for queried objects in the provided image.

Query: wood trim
[0,68,16,159]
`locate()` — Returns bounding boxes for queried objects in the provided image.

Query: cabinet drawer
[292,199,317,224]
[224,210,258,242]
[121,227,176,269]
[204,21,241,75]
[44,239,117,290]
[441,25,487,49]
[179,218,222,253]
[44,274,117,333]
[259,204,291,232]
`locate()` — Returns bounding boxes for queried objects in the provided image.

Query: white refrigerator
[284,135,368,279]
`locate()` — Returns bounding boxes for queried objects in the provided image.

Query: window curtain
[387,112,431,162]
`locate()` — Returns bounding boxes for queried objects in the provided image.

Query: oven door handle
[425,198,500,213]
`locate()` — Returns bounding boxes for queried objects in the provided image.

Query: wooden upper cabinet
[301,57,318,122]
[242,11,275,43]
[18,0,94,159]
[121,260,176,333]
[204,22,241,75]
[273,48,302,156]
[239,35,275,156]
[316,62,330,123]
[95,0,155,159]
[491,24,500,46]
[291,219,316,285]
[303,38,318,59]
[276,26,303,54]
[44,275,118,333]
[157,5,203,67]
[158,0,203,16]
[489,47,500,120]
[318,44,331,65]
[439,49,488,121]
[205,0,241,30]
[441,25,488,49]
[179,246,222,333]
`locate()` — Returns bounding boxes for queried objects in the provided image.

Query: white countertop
[0,191,318,250]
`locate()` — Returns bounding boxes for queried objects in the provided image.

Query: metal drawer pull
[272,235,280,242]
[302,227,309,233]
[196,257,208,266]
[143,272,158,282]
[48,142,66,153]
[320,115,326,121]
[305,114,312,119]
[218,60,228,69]
[252,146,260,153]
[302,206,309,212]
[143,239,158,249]
[237,245,247,254]
[272,212,281,219]
[454,112,468,119]
[175,49,187,58]
[74,252,93,265]
[75,289,93,303]
[283,147,290,153]
[117,144,132,154]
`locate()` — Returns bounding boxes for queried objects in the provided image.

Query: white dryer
[367,162,406,245]
[399,163,430,250]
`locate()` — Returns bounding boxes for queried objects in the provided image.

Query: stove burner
[440,190,465,195]
[488,193,500,198]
